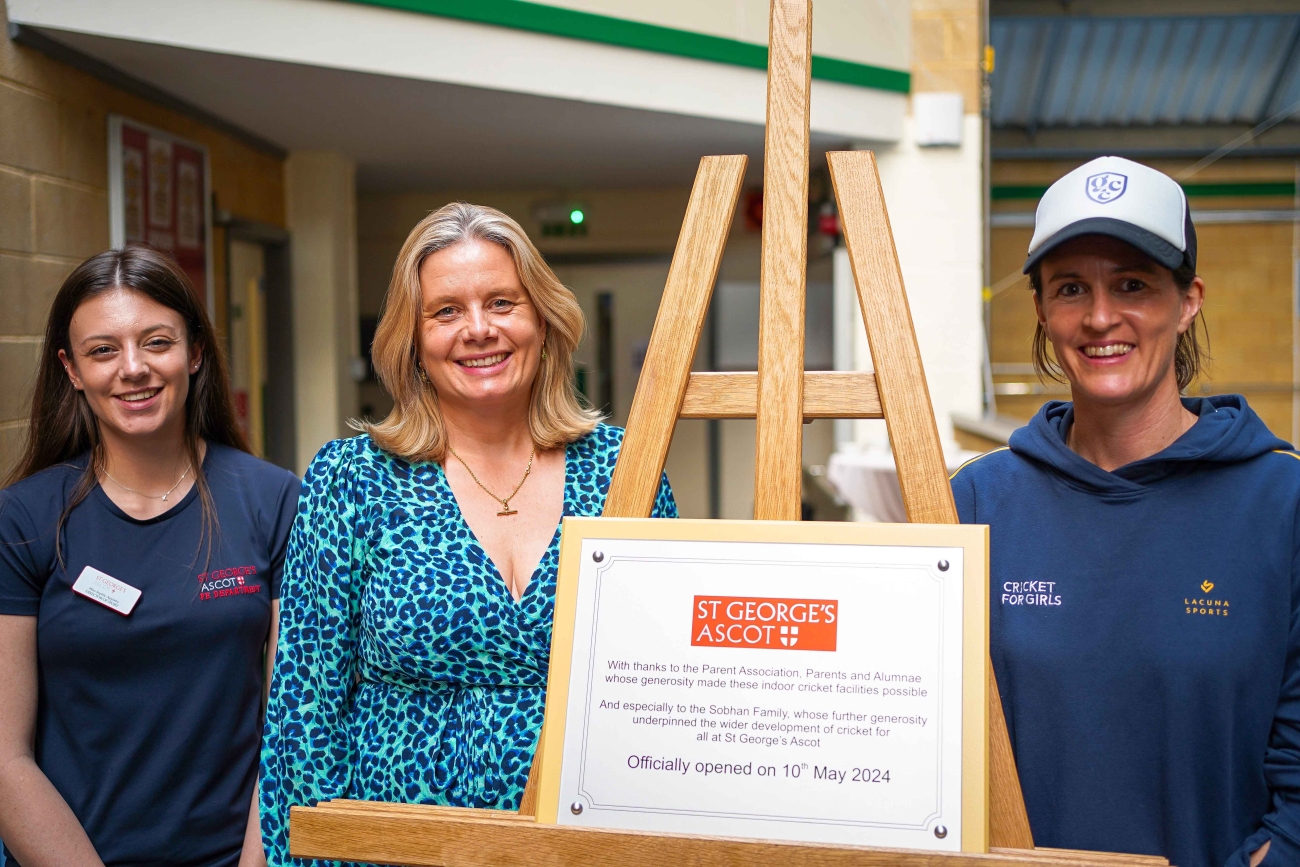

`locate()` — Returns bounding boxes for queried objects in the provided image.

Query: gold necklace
[100,462,193,503]
[448,444,535,516]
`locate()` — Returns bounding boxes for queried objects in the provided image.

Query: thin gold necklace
[448,444,535,516]
[99,462,193,503]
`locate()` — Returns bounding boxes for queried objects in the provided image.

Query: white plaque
[537,519,989,853]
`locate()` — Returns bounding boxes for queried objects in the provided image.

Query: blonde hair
[356,202,599,463]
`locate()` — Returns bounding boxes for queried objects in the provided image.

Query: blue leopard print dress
[259,424,675,865]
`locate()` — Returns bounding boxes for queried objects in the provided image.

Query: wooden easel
[290,3,1166,865]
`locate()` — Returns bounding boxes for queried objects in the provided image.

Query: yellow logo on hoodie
[1186,581,1229,616]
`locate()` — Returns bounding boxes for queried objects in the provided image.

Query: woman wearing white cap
[952,156,1296,867]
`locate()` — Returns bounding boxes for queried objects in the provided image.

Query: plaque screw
[937,560,950,572]
[570,801,584,815]
[592,551,605,563]
[933,825,948,839]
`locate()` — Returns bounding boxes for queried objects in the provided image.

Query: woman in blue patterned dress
[259,202,675,864]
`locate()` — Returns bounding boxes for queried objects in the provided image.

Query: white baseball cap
[1024,156,1197,274]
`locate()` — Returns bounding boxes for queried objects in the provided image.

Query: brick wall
[0,0,284,478]
[911,0,981,102]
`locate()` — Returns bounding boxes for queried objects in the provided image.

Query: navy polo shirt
[0,443,299,867]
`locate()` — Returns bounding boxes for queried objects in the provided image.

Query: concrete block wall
[0,0,284,478]
[910,0,981,105]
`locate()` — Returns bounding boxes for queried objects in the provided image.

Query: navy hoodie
[951,396,1300,867]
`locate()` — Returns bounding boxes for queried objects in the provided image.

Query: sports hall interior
[0,0,1297,521]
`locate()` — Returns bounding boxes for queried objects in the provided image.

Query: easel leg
[828,149,1035,850]
[602,154,746,519]
[754,0,813,521]
[518,728,543,818]
[826,150,958,526]
[988,667,1034,848]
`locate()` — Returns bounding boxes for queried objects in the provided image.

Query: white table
[826,447,983,522]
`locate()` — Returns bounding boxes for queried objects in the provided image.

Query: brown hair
[1029,259,1209,392]
[357,202,598,463]
[5,245,248,561]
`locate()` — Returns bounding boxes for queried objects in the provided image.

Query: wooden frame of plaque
[536,517,992,851]
[289,3,1168,865]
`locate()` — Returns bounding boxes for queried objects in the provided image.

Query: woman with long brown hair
[258,203,676,864]
[0,245,299,867]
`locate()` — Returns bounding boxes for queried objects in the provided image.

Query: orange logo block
[691,596,838,652]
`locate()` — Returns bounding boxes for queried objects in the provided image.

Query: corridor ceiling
[32,27,853,192]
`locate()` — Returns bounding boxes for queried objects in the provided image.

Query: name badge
[71,566,142,616]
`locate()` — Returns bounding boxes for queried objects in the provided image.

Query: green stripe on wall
[992,181,1297,200]
[1183,181,1296,197]
[341,0,911,93]
[990,185,1052,200]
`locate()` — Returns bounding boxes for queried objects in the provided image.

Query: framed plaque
[107,115,213,316]
[535,518,989,853]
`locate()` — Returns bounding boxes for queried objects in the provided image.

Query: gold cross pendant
[497,501,517,517]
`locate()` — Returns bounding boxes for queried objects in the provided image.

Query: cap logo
[1085,172,1128,204]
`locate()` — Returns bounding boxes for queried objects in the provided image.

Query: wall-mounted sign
[536,518,989,854]
[108,116,213,314]
[533,200,588,237]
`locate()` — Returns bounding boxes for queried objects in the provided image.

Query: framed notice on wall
[535,518,990,853]
[108,115,213,315]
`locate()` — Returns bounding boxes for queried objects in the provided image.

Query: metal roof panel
[991,13,1300,129]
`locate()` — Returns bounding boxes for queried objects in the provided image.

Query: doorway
[219,218,295,471]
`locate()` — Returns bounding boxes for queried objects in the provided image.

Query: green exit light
[569,208,585,225]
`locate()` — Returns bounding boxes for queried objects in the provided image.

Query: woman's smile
[114,385,164,409]
[1036,235,1202,411]
[1079,342,1135,363]
[419,238,545,413]
[59,288,199,446]
[456,351,512,372]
